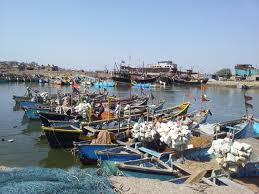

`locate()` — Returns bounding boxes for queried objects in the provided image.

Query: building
[235,64,259,77]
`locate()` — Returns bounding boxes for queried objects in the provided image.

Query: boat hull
[43,126,81,148]
[25,108,50,120]
[76,143,118,164]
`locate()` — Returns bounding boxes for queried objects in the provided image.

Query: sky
[0,0,259,73]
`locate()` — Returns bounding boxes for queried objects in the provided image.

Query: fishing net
[0,167,114,194]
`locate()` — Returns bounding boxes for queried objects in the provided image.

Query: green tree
[216,68,232,79]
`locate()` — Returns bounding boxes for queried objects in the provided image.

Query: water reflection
[39,149,80,168]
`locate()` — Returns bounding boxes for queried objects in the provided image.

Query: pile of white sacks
[132,120,192,149]
[74,102,91,118]
[208,138,252,172]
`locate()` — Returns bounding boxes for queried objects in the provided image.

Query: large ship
[111,61,176,85]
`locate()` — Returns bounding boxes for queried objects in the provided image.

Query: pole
[108,96,110,120]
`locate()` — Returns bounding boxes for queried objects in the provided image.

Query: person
[25,86,32,97]
[153,116,161,129]
[114,102,121,118]
[97,102,105,118]
[85,93,90,103]
[138,113,145,124]
[90,100,96,112]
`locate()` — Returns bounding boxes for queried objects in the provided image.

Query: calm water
[0,82,258,168]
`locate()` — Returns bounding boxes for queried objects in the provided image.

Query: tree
[216,68,232,79]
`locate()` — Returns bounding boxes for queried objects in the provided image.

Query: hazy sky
[0,0,259,73]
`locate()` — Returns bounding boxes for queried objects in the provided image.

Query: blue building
[235,64,259,77]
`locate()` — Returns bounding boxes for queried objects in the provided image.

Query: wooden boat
[113,157,189,180]
[123,101,165,116]
[132,75,159,84]
[116,157,173,175]
[24,107,51,120]
[253,118,259,135]
[171,109,211,129]
[173,77,209,86]
[96,146,142,162]
[20,101,50,110]
[197,118,249,140]
[152,102,190,120]
[74,141,119,164]
[12,95,32,103]
[42,124,92,148]
[39,111,77,127]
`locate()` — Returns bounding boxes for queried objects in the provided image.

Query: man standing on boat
[114,102,121,118]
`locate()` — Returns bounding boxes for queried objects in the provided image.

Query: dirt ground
[234,177,259,193]
[110,176,255,194]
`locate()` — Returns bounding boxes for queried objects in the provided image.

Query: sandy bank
[110,176,254,194]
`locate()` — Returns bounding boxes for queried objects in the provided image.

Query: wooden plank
[138,147,161,158]
[172,162,193,174]
[185,170,207,184]
[218,177,250,189]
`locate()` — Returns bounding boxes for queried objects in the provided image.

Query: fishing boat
[173,77,209,86]
[39,111,77,127]
[152,102,190,120]
[74,141,119,164]
[123,101,165,116]
[197,118,249,140]
[253,118,259,135]
[12,95,32,104]
[94,81,115,88]
[132,83,151,88]
[96,146,143,162]
[173,109,211,129]
[114,157,190,181]
[42,124,90,148]
[24,107,51,120]
[132,75,159,84]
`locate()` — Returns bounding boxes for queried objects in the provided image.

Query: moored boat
[43,124,91,148]
[96,146,142,162]
[253,118,259,136]
[197,118,249,140]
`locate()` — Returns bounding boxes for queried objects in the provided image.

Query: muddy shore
[207,80,259,89]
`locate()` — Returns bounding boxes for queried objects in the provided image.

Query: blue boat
[24,107,50,120]
[198,118,249,140]
[13,95,32,104]
[74,141,119,164]
[20,100,50,110]
[132,83,151,88]
[114,157,190,181]
[253,119,259,136]
[94,81,115,88]
[96,146,142,162]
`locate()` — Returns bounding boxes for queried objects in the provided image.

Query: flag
[245,102,253,109]
[201,94,209,102]
[200,84,208,91]
[244,95,253,102]
[73,82,80,93]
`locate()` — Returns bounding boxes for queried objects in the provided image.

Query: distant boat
[94,81,115,87]
[173,77,209,86]
[253,119,259,135]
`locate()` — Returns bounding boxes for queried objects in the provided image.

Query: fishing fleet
[10,76,259,188]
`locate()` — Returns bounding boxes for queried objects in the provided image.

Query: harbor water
[0,82,259,168]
